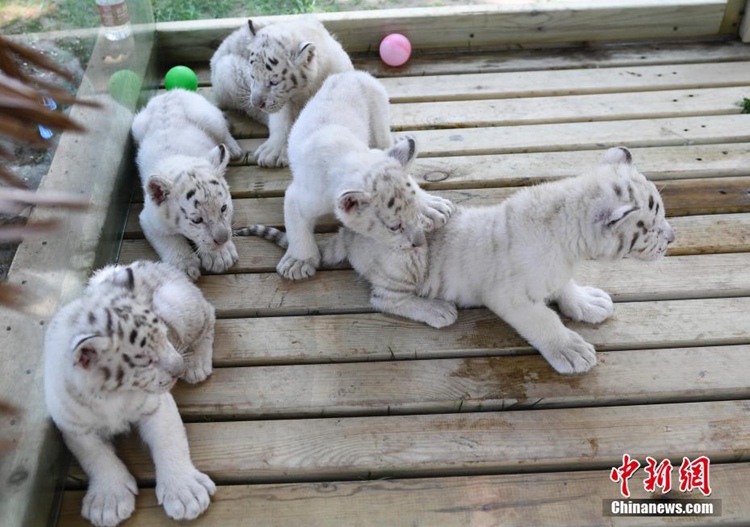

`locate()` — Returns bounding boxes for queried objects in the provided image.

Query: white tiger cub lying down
[239,148,675,374]
[44,261,216,527]
[132,89,242,280]
[326,147,676,374]
[276,70,455,280]
[210,16,353,167]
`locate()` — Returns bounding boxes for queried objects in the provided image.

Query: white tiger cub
[277,70,455,280]
[324,147,675,374]
[132,89,242,280]
[209,16,353,167]
[44,260,216,527]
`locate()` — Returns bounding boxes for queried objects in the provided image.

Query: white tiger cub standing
[276,70,455,280]
[210,16,353,167]
[132,89,242,280]
[44,260,216,527]
[310,147,673,374]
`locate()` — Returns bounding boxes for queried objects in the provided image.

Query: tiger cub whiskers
[237,147,675,375]
[44,261,216,527]
[210,16,353,168]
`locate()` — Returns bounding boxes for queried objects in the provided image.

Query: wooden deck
[56,31,750,527]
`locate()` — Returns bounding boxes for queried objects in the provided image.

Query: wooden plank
[398,115,750,158]
[719,0,747,34]
[357,39,750,78]
[122,143,750,198]
[388,87,750,131]
[196,253,750,318]
[667,213,750,255]
[378,62,750,103]
[232,114,750,162]
[155,1,728,62]
[173,345,750,419]
[222,86,749,136]
[58,463,750,527]
[210,296,750,365]
[218,144,750,197]
[118,213,750,271]
[125,177,750,236]
[183,40,750,85]
[72,400,750,483]
[742,0,750,41]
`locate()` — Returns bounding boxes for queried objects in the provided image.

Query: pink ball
[379,33,412,67]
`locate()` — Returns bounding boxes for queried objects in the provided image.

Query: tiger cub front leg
[277,188,321,280]
[408,175,456,232]
[139,395,215,522]
[485,293,597,374]
[553,279,614,324]
[254,108,292,168]
[370,286,458,328]
[63,431,138,527]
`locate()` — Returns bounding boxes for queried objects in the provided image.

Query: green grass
[153,0,339,20]
[0,0,98,33]
[0,0,347,34]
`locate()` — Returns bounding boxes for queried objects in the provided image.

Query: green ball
[108,69,142,107]
[164,65,198,91]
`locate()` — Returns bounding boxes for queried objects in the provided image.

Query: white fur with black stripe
[210,16,353,167]
[321,147,675,374]
[279,70,456,281]
[44,261,216,527]
[132,89,242,280]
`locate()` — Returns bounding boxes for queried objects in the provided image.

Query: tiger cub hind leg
[370,286,458,329]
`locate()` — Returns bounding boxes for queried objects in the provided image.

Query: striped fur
[132,90,241,280]
[234,224,288,249]
[210,16,353,167]
[44,261,216,526]
[321,147,675,375]
[278,71,455,281]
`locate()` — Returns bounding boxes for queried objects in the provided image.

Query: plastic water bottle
[95,0,132,41]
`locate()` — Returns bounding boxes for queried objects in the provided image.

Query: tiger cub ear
[295,42,316,66]
[146,175,172,205]
[337,190,370,215]
[70,334,104,370]
[603,146,633,165]
[387,136,418,167]
[208,144,230,171]
[109,266,135,290]
[248,19,264,36]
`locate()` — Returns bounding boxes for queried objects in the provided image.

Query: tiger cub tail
[233,224,288,249]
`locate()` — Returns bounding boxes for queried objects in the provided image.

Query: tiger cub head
[334,136,427,250]
[594,147,675,261]
[67,265,185,394]
[245,19,317,113]
[145,144,234,257]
